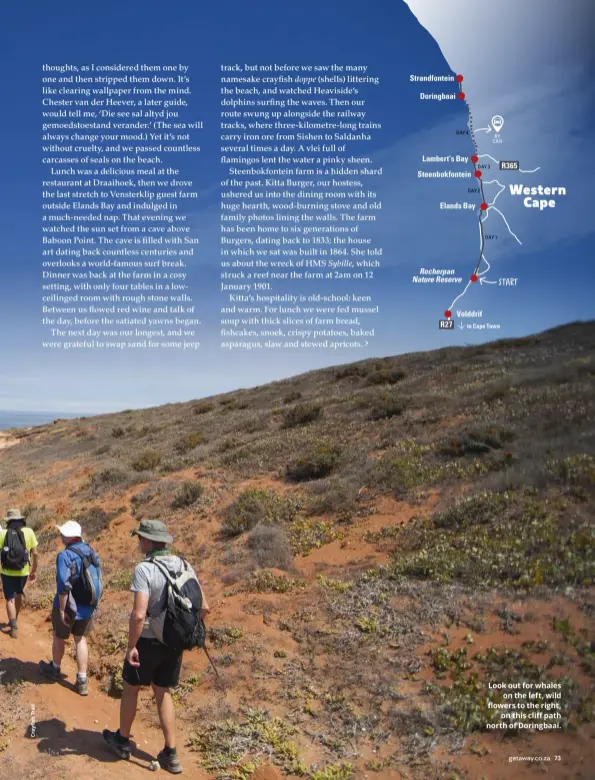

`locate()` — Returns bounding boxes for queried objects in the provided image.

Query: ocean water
[0,410,77,430]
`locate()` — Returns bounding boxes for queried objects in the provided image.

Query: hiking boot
[76,676,88,696]
[38,660,61,680]
[158,749,183,774]
[9,625,18,639]
[102,729,132,760]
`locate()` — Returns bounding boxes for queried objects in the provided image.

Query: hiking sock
[9,619,17,629]
[162,746,177,755]
[51,661,61,672]
[76,673,87,682]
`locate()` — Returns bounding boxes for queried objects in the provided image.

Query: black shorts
[51,607,94,640]
[122,637,183,689]
[1,574,28,600]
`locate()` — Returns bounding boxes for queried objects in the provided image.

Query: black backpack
[69,545,103,608]
[148,556,206,652]
[1,523,29,570]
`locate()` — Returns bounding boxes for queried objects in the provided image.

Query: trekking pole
[203,646,220,678]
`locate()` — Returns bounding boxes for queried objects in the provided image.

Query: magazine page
[0,0,593,778]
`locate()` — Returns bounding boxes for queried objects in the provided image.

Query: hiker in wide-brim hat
[4,508,26,522]
[130,519,174,544]
[0,508,39,639]
[103,518,210,774]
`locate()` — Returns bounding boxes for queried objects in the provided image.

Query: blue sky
[0,0,593,414]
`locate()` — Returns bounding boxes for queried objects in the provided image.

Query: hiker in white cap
[0,508,39,638]
[39,519,103,695]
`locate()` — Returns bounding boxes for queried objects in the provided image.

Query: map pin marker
[491,115,504,132]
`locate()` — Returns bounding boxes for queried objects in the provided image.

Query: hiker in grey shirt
[103,519,210,774]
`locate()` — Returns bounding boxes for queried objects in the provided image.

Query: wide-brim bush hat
[130,519,173,544]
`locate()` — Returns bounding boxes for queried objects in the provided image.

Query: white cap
[56,520,83,538]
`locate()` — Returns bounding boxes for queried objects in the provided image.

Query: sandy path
[0,605,211,779]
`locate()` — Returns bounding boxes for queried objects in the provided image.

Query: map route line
[444,74,526,320]
[448,280,473,311]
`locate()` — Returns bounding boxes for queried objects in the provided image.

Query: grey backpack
[148,557,206,651]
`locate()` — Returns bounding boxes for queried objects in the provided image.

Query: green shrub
[557,454,595,488]
[431,492,511,530]
[107,568,134,590]
[22,504,52,532]
[130,483,158,508]
[218,437,240,452]
[365,368,406,386]
[246,569,299,593]
[175,431,205,455]
[311,764,355,780]
[73,506,111,540]
[136,424,159,438]
[35,529,57,554]
[187,708,306,777]
[246,524,293,570]
[92,467,130,486]
[281,403,322,429]
[440,426,516,457]
[485,385,510,402]
[335,365,368,380]
[111,426,125,438]
[368,395,406,420]
[485,335,541,350]
[241,414,268,434]
[222,488,301,537]
[171,481,204,509]
[207,626,244,648]
[290,517,344,554]
[107,666,124,698]
[286,443,341,482]
[366,442,477,496]
[390,492,595,588]
[307,479,357,516]
[131,450,162,472]
[158,456,187,474]
[194,402,215,415]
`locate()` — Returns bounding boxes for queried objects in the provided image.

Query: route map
[440,75,546,329]
[403,0,588,341]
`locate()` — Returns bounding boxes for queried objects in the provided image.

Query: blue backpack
[69,545,103,608]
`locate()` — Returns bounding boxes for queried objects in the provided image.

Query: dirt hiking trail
[0,606,214,779]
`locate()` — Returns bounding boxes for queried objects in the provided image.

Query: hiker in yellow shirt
[0,508,39,638]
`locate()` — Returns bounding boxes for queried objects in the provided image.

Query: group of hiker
[0,508,210,775]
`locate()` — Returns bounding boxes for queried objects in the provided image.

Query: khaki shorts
[51,607,94,640]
